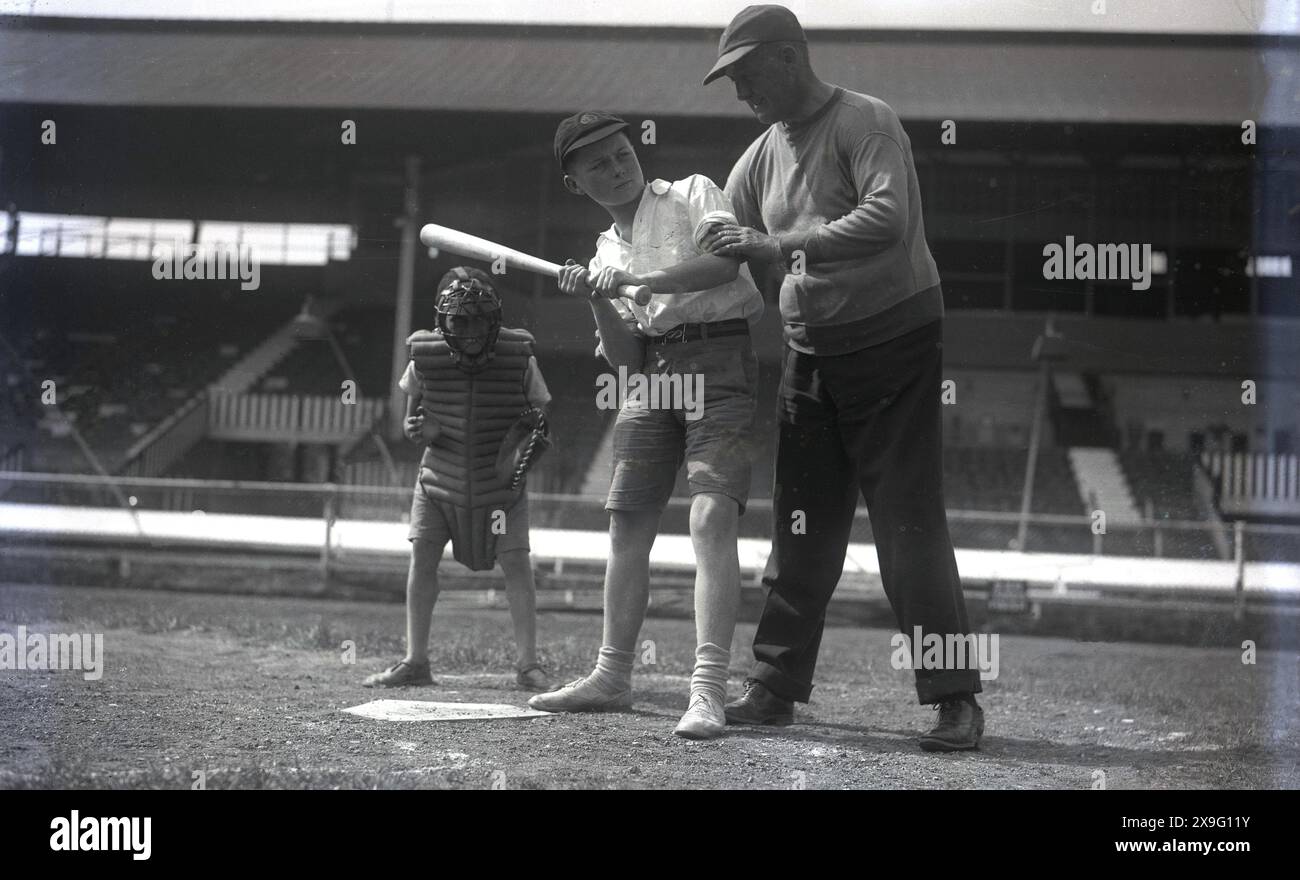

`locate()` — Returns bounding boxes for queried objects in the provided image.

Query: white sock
[590,645,636,692]
[690,642,730,705]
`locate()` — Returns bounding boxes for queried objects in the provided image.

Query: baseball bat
[419,223,652,306]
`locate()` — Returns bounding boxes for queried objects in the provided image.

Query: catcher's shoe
[362,659,434,688]
[724,678,794,726]
[514,663,551,692]
[919,695,984,752]
[527,672,631,712]
[674,692,727,740]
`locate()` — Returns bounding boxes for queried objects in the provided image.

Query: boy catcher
[528,111,763,739]
[364,267,552,692]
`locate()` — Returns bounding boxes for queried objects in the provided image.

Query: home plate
[343,699,553,722]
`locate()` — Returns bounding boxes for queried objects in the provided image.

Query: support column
[1018,317,1066,551]
[389,155,421,440]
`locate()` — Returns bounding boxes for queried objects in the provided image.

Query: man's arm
[707,133,910,264]
[774,133,909,262]
[706,153,784,284]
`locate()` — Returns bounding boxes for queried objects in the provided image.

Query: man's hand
[703,223,783,262]
[590,266,643,298]
[557,259,597,298]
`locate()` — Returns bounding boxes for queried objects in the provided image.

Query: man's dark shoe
[724,678,794,726]
[920,695,984,752]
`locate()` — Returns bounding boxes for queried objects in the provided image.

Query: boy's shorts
[408,483,531,555]
[607,333,757,515]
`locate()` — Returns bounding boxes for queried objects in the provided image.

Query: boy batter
[528,112,763,739]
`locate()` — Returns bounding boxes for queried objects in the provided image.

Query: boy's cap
[554,111,630,167]
[702,5,806,85]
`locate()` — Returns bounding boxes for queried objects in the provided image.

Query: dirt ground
[0,583,1296,789]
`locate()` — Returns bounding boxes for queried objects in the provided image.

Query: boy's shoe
[919,695,984,752]
[724,679,794,726]
[527,673,632,712]
[362,659,433,688]
[674,693,727,740]
[515,663,551,692]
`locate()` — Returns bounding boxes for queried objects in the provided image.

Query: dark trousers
[751,319,982,705]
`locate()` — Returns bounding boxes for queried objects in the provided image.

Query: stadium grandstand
[0,1,1297,610]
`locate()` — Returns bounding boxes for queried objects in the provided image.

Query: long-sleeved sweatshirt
[725,86,943,355]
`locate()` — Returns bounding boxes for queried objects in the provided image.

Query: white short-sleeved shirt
[588,175,764,337]
[399,356,551,410]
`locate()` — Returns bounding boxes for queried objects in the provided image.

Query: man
[527,111,764,739]
[701,5,985,751]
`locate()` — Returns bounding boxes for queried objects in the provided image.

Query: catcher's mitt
[495,407,552,490]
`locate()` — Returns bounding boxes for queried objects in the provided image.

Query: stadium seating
[259,307,394,398]
[0,278,1252,561]
[2,286,294,472]
[1119,450,1204,520]
[943,445,1081,514]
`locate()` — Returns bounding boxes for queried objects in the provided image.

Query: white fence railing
[2,473,1299,606]
[208,392,386,443]
[1202,452,1300,516]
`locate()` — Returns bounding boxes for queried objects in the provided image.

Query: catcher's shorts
[408,484,531,555]
[606,334,758,514]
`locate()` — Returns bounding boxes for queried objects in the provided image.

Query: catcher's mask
[435,267,502,370]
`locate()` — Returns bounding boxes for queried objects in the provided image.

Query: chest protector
[408,326,534,571]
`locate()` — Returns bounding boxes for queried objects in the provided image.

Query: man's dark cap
[702,5,806,85]
[553,111,631,167]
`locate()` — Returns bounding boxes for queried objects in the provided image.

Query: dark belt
[645,318,749,345]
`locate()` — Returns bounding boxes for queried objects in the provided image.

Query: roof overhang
[0,19,1295,126]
